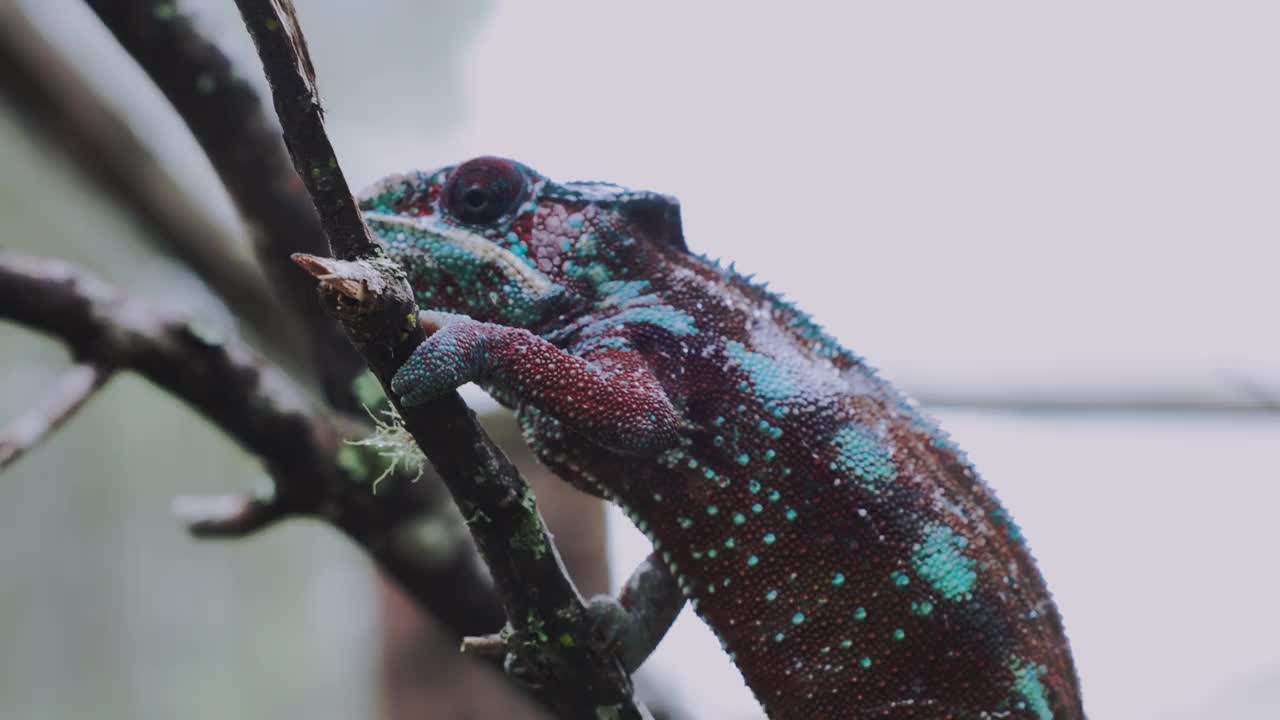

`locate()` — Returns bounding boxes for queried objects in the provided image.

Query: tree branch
[233,1,374,261]
[233,1,646,715]
[0,363,109,471]
[0,249,506,645]
[82,0,366,412]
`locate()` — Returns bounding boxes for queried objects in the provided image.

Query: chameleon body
[359,157,1084,719]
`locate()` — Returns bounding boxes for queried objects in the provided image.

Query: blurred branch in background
[0,2,309,375]
[0,363,107,472]
[915,373,1280,415]
[0,248,517,690]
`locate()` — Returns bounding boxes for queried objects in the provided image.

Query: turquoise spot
[565,260,613,285]
[751,503,763,514]
[764,449,776,461]
[747,555,759,567]
[891,571,911,587]
[736,453,750,466]
[860,657,872,669]
[748,480,762,494]
[792,612,806,625]
[763,533,776,544]
[839,639,853,649]
[785,508,797,521]
[768,490,781,503]
[774,632,785,642]
[913,523,979,601]
[575,335,631,354]
[677,517,693,529]
[1011,658,1055,720]
[724,537,736,548]
[831,423,897,491]
[724,340,800,401]
[588,305,699,337]
[893,628,905,641]
[912,600,934,616]
[707,549,718,559]
[707,505,719,515]
[832,573,846,586]
[597,279,650,306]
[733,513,746,525]
[854,607,867,622]
[766,589,778,601]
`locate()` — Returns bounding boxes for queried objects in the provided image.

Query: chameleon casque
[358,156,1085,719]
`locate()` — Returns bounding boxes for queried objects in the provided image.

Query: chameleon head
[359,156,687,330]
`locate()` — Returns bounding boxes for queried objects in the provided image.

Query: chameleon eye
[441,156,526,225]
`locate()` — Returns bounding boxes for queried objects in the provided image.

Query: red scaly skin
[360,157,1085,719]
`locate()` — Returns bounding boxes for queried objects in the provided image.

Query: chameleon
[358,156,1085,719]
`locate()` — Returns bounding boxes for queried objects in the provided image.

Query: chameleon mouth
[364,212,558,300]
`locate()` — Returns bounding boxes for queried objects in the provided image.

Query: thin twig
[233,1,646,715]
[460,633,509,658]
[0,363,109,471]
[172,492,286,538]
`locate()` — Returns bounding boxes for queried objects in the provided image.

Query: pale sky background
[9,1,1280,718]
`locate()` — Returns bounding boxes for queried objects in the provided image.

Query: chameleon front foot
[389,311,484,406]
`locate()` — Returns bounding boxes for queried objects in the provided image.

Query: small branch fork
[233,1,647,716]
[0,363,108,472]
[0,249,335,524]
[0,250,506,642]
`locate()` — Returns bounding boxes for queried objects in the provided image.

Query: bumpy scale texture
[360,157,1085,719]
